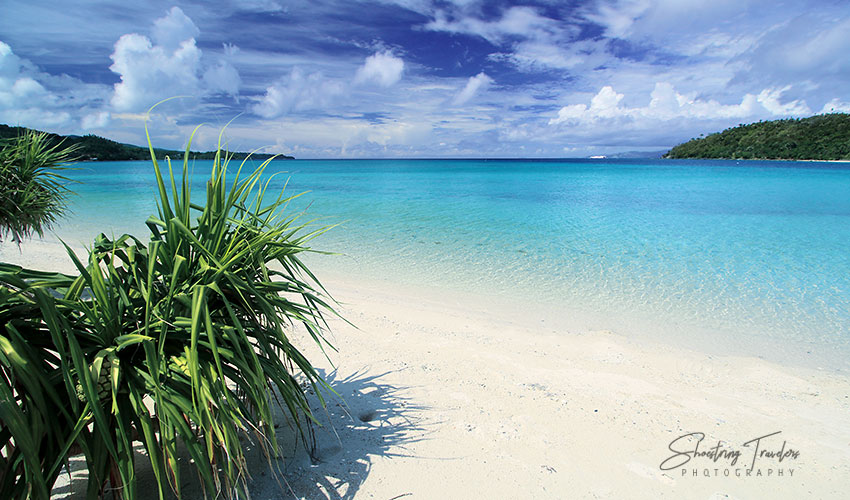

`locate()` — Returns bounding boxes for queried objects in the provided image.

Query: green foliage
[664,113,850,160]
[0,125,337,499]
[0,131,77,244]
[0,124,293,162]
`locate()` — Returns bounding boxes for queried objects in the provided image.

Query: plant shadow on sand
[50,368,426,499]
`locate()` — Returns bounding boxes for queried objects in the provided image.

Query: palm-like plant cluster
[0,131,77,243]
[0,127,338,499]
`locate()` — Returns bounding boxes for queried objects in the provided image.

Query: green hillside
[664,113,850,160]
[0,124,293,161]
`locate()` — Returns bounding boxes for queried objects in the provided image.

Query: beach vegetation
[0,123,336,499]
[664,113,850,160]
[0,130,77,244]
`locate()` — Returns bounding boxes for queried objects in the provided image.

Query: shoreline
[5,237,849,498]
[302,272,850,498]
[9,236,848,374]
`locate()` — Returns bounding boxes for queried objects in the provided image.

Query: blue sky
[1,0,849,157]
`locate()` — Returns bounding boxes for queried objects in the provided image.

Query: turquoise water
[52,158,850,370]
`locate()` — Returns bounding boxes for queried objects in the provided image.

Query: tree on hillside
[664,113,850,160]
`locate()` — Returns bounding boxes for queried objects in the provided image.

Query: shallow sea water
[51,158,850,370]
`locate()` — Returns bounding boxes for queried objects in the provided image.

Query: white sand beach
[4,239,848,500]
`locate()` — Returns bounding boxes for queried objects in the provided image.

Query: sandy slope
[271,274,850,499]
[5,240,848,499]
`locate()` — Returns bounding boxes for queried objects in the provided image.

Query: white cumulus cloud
[755,87,811,116]
[0,41,24,79]
[109,7,240,112]
[203,59,241,97]
[81,111,111,130]
[0,42,56,113]
[251,68,345,118]
[550,83,814,126]
[151,6,200,50]
[453,72,492,105]
[0,40,101,129]
[354,51,404,87]
[820,98,850,114]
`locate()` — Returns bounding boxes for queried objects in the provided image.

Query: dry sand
[4,239,848,499]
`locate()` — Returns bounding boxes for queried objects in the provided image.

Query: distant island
[0,124,293,161]
[604,150,666,159]
[663,113,850,161]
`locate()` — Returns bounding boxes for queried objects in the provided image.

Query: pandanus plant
[0,122,338,499]
[0,130,77,244]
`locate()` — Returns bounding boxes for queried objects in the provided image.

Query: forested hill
[0,124,293,161]
[663,113,850,160]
